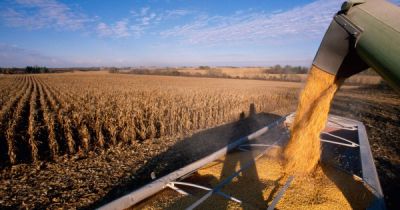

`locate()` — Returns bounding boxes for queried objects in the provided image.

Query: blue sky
[0,0,399,67]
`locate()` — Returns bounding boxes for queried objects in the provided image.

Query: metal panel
[357,122,386,210]
[312,19,351,75]
[347,0,400,92]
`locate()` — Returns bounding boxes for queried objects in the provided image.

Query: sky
[0,0,399,68]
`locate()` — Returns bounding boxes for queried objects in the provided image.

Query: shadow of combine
[215,103,268,209]
[83,104,281,209]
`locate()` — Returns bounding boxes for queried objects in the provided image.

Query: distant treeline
[114,67,308,82]
[0,66,102,74]
[265,65,308,74]
[119,68,232,78]
[196,65,308,74]
[111,65,381,85]
[112,65,310,79]
[125,69,188,76]
[122,69,310,82]
[264,64,377,75]
[0,66,51,74]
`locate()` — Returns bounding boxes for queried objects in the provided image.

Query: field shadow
[83,104,281,209]
[214,103,267,209]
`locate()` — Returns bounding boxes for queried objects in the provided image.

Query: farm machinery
[313,0,400,91]
[99,0,399,209]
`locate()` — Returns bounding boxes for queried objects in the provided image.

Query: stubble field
[0,72,298,166]
[0,71,398,209]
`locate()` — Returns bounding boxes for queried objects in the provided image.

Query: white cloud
[1,1,193,39]
[97,19,132,38]
[160,0,342,44]
[96,22,112,37]
[97,7,164,38]
[141,13,156,25]
[1,0,92,30]
[141,7,150,16]
[164,9,192,18]
[114,20,130,37]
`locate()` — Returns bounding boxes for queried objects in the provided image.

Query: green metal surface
[345,0,400,91]
[341,0,365,12]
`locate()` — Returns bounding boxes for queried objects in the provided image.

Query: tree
[198,66,211,70]
[25,66,49,74]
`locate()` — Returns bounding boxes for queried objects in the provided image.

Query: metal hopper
[99,113,384,210]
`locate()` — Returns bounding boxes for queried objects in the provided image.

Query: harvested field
[127,66,382,85]
[0,72,398,209]
[0,73,298,166]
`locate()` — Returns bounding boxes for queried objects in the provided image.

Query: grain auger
[313,0,400,91]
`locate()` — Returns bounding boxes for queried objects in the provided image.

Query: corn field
[0,73,298,166]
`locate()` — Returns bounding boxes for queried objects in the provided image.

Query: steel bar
[266,176,294,210]
[322,132,359,147]
[320,139,358,147]
[168,182,242,203]
[166,183,189,195]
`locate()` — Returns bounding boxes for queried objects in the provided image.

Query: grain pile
[133,149,374,209]
[284,66,344,174]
